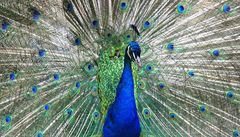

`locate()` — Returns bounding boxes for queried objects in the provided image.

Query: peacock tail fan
[1,0,240,137]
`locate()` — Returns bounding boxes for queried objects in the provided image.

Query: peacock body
[0,0,240,137]
[103,41,142,137]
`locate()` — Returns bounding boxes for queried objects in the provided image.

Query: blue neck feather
[116,54,134,100]
[103,51,141,137]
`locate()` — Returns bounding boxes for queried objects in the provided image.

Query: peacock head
[126,41,141,68]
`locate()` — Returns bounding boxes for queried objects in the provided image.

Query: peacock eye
[223,4,231,14]
[177,4,185,13]
[167,43,174,51]
[146,65,152,72]
[66,108,73,116]
[5,115,11,123]
[226,90,234,99]
[142,108,151,119]
[76,81,81,89]
[32,86,38,93]
[91,86,98,96]
[44,104,50,111]
[188,70,195,77]
[1,22,10,31]
[143,21,151,29]
[84,62,96,75]
[138,81,145,90]
[92,111,100,121]
[67,3,74,12]
[212,49,220,57]
[159,83,165,89]
[147,66,151,70]
[75,38,81,46]
[32,9,41,22]
[54,73,60,81]
[10,72,16,80]
[88,64,93,70]
[233,130,239,137]
[39,49,46,57]
[37,132,43,137]
[92,20,99,28]
[199,105,206,112]
[169,112,176,119]
[120,2,128,10]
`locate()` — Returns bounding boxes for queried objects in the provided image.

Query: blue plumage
[103,42,141,137]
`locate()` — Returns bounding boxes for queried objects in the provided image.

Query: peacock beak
[132,51,141,69]
[136,56,141,70]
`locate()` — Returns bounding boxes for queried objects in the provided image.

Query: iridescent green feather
[97,42,139,115]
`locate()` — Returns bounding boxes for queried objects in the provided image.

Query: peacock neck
[123,53,132,75]
[116,53,135,101]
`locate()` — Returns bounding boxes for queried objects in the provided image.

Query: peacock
[0,0,240,137]
[103,41,142,137]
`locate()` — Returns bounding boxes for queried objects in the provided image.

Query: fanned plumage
[0,0,240,137]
